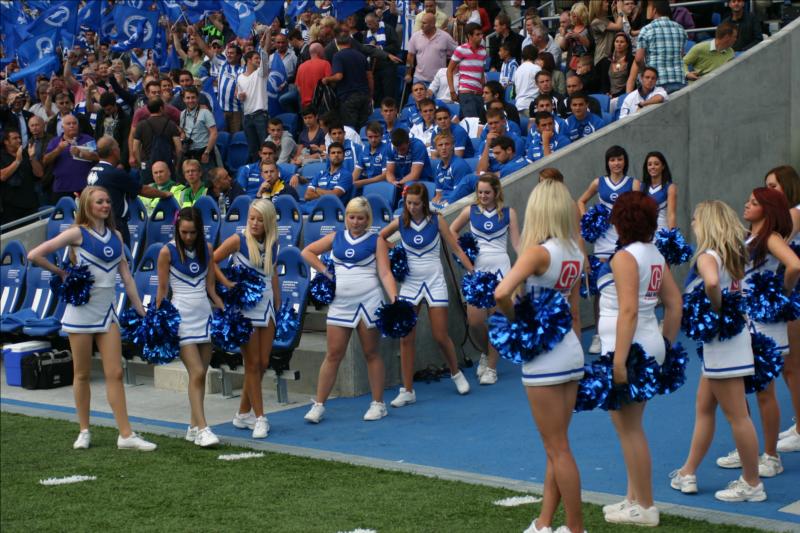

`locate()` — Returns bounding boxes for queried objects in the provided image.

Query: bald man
[295,42,333,108]
[140,161,178,214]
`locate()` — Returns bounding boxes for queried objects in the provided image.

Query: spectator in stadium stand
[529,94,570,137]
[607,32,635,104]
[683,22,738,82]
[431,131,471,206]
[481,81,520,127]
[288,29,307,59]
[95,93,131,169]
[295,42,333,109]
[530,71,564,117]
[513,46,542,120]
[527,22,564,70]
[386,128,434,189]
[170,71,213,112]
[405,12,458,85]
[428,67,459,103]
[131,98,182,183]
[526,111,572,163]
[207,167,246,212]
[326,122,361,173]
[26,115,52,203]
[237,30,271,163]
[47,92,94,138]
[401,82,432,127]
[238,142,279,196]
[28,83,57,122]
[364,12,402,106]
[322,32,373,132]
[180,86,218,172]
[371,0,399,28]
[574,54,606,95]
[670,0,695,31]
[43,114,99,202]
[414,0,450,31]
[302,142,353,215]
[448,23,487,120]
[140,161,177,215]
[0,91,33,146]
[292,107,327,166]
[590,0,626,70]
[478,135,528,179]
[724,0,762,52]
[270,32,300,113]
[352,121,390,189]
[174,159,208,208]
[172,26,210,79]
[264,118,297,165]
[0,130,42,225]
[217,43,244,134]
[488,13,524,71]
[377,98,410,146]
[256,160,299,201]
[322,19,398,65]
[128,81,181,163]
[619,66,669,118]
[559,74,603,117]
[463,0,492,34]
[565,92,607,142]
[320,111,363,150]
[477,110,525,174]
[562,2,593,75]
[430,106,473,159]
[635,0,688,94]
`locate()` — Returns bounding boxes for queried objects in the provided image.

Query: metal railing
[0,207,53,234]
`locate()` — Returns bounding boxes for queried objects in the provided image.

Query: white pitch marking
[493,495,543,507]
[217,452,265,461]
[39,475,97,486]
[336,529,378,533]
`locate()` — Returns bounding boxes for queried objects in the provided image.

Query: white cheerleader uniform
[685,250,754,378]
[399,214,448,307]
[744,237,788,354]
[327,230,384,328]
[470,205,511,279]
[647,182,670,232]
[594,175,636,259]
[62,227,121,334]
[521,238,585,386]
[232,233,276,328]
[166,242,212,346]
[598,241,666,364]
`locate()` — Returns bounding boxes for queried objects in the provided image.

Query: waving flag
[0,2,30,48]
[332,0,365,19]
[26,1,78,39]
[9,55,59,95]
[78,0,103,29]
[183,0,220,24]
[252,0,284,24]
[157,0,184,23]
[17,28,59,67]
[285,0,310,21]
[266,52,287,116]
[113,6,159,50]
[221,0,257,38]
[111,19,146,52]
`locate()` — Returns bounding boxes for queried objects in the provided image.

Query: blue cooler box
[2,341,52,386]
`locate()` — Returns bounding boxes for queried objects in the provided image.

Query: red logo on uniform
[648,264,663,292]
[730,279,741,291]
[555,261,580,290]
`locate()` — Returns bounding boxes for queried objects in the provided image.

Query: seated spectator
[327,121,361,172]
[43,114,98,201]
[536,52,566,95]
[684,22,738,82]
[302,142,353,214]
[530,70,565,116]
[529,24,563,70]
[409,99,437,153]
[256,161,299,201]
[498,42,519,89]
[477,110,525,174]
[238,142,279,196]
[528,95,569,138]
[513,45,541,120]
[292,107,326,166]
[378,98,410,145]
[1,130,43,224]
[95,93,131,169]
[479,135,528,179]
[385,128,434,189]
[479,107,524,146]
[173,159,208,207]
[353,122,390,188]
[481,81,520,126]
[320,111,363,149]
[431,132,471,206]
[565,92,606,142]
[724,0,762,52]
[559,74,603,117]
[526,112,571,163]
[265,118,297,165]
[207,167,246,213]
[430,107,473,159]
[47,92,94,138]
[140,161,177,214]
[428,67,459,104]
[400,82,431,127]
[619,66,669,118]
[574,55,606,95]
[180,87,217,171]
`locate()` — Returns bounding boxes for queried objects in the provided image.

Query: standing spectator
[414,0,449,32]
[132,99,182,183]
[180,87,218,172]
[670,0,695,31]
[683,23,738,82]
[498,43,519,89]
[488,13,524,71]
[47,92,93,138]
[217,43,244,133]
[323,32,372,131]
[28,84,57,121]
[406,13,458,85]
[619,66,669,117]
[237,31,271,163]
[1,130,43,224]
[448,23,487,119]
[265,118,297,165]
[635,0,688,94]
[43,115,98,201]
[724,0,762,52]
[529,25,564,70]
[26,115,52,204]
[95,93,131,169]
[513,46,542,120]
[590,0,626,67]
[295,42,333,109]
[0,91,33,146]
[562,2,593,74]
[170,71,212,112]
[271,32,300,113]
[463,0,491,34]
[173,28,209,79]
[364,12,402,106]
[428,67,459,103]
[608,32,635,102]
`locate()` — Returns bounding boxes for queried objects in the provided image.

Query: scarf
[365,21,387,49]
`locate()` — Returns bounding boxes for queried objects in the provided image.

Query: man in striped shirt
[447,23,487,119]
[217,43,244,133]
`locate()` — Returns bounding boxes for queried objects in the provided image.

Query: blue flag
[78,0,103,29]
[267,53,287,117]
[157,0,184,23]
[252,0,284,24]
[0,2,30,48]
[111,19,146,52]
[183,0,220,24]
[17,28,59,67]
[332,0,365,19]
[285,0,309,21]
[8,55,59,95]
[220,0,257,38]
[113,6,160,50]
[26,1,78,40]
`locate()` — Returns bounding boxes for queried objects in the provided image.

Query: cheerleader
[213,199,279,439]
[599,191,682,527]
[301,197,399,423]
[450,176,520,385]
[156,207,224,447]
[577,145,641,354]
[764,165,800,453]
[380,183,474,407]
[670,201,764,502]
[27,186,156,451]
[642,151,677,231]
[716,188,800,476]
[494,180,585,533]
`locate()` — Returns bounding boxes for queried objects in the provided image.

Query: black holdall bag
[21,350,74,390]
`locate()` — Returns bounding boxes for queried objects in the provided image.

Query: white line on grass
[217,452,265,461]
[493,495,542,507]
[336,529,377,533]
[39,475,97,486]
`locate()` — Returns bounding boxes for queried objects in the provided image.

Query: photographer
[179,86,218,173]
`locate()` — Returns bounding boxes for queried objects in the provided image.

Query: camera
[181,137,193,149]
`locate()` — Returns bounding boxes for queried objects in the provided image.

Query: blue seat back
[127,196,148,269]
[22,260,59,320]
[464,157,480,171]
[216,131,231,163]
[365,194,391,234]
[273,195,303,248]
[145,197,180,247]
[445,103,460,119]
[226,131,250,171]
[470,137,481,154]
[362,181,397,207]
[133,243,163,308]
[304,195,345,245]
[300,161,326,181]
[684,40,696,54]
[275,113,299,137]
[46,196,76,263]
[220,194,251,243]
[486,71,500,82]
[193,195,221,247]
[0,240,27,316]
[590,93,611,113]
[114,245,134,315]
[277,163,297,179]
[273,247,311,352]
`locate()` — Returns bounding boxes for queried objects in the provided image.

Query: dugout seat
[226,131,249,171]
[271,246,312,362]
[0,254,60,334]
[274,195,303,249]
[133,244,163,309]
[127,197,148,269]
[193,196,221,247]
[219,194,251,243]
[46,196,76,264]
[145,197,180,247]
[362,181,397,207]
[303,195,345,245]
[365,194,392,234]
[0,240,27,317]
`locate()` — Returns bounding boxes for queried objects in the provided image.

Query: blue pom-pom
[275,302,300,344]
[462,270,499,309]
[376,299,418,338]
[580,204,610,244]
[138,300,181,365]
[217,264,266,310]
[744,270,793,324]
[118,308,143,341]
[49,263,94,306]
[718,290,747,340]
[654,228,694,265]
[389,245,410,282]
[682,285,720,342]
[210,305,254,352]
[658,340,688,395]
[579,254,602,298]
[575,360,613,412]
[309,255,336,305]
[455,232,479,267]
[745,331,784,394]
[602,344,660,410]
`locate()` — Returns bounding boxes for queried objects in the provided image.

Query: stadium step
[303,305,328,332]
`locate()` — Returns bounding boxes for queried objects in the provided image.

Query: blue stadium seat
[711,12,721,26]
[613,93,630,121]
[277,162,297,178]
[127,197,148,269]
[294,182,309,201]
[220,194,251,243]
[486,71,500,82]
[0,240,27,316]
[304,195,345,245]
[362,181,397,207]
[365,194,391,234]
[445,103,460,118]
[0,255,59,334]
[368,108,383,122]
[133,243,163,309]
[145,197,180,247]
[274,195,303,248]
[272,246,311,354]
[275,113,299,137]
[193,196,221,247]
[685,40,696,54]
[470,137,481,154]
[226,131,249,171]
[602,111,613,125]
[464,157,480,170]
[359,125,369,142]
[590,93,611,113]
[46,196,76,264]
[216,131,231,164]
[301,161,325,181]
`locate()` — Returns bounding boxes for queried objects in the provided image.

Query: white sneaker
[304,402,325,424]
[523,519,552,533]
[716,449,742,468]
[758,453,783,477]
[554,527,587,533]
[451,371,470,394]
[476,353,488,378]
[117,432,157,451]
[252,416,269,438]
[779,421,797,440]
[602,499,634,515]
[194,427,220,447]
[714,476,767,502]
[605,503,659,527]
[232,411,257,430]
[777,426,800,453]
[589,334,602,354]
[479,367,498,385]
[363,401,388,421]
[73,430,91,450]
[669,469,698,494]
[185,426,198,442]
[390,387,416,407]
